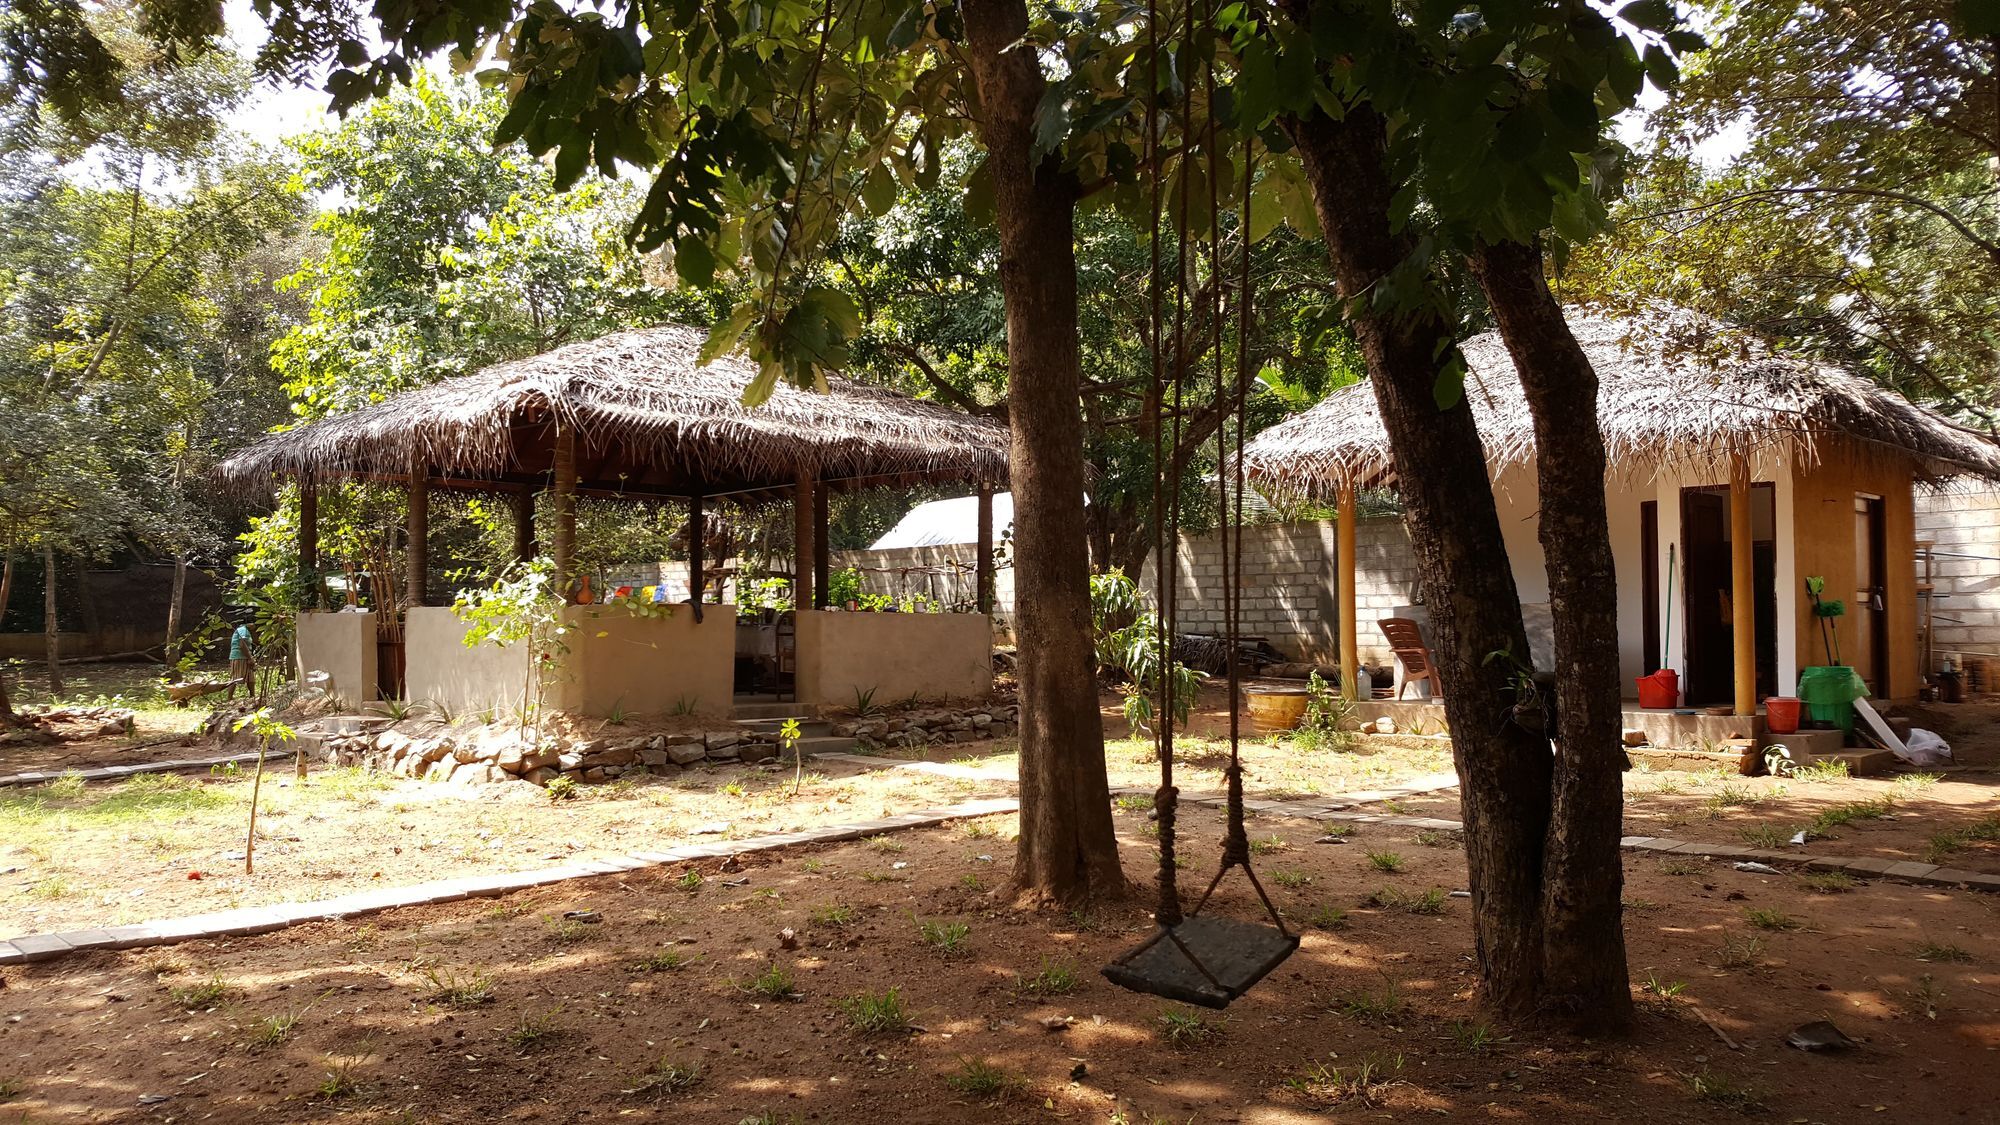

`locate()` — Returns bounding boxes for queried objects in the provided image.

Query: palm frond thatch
[1240,309,2000,497]
[215,325,1009,499]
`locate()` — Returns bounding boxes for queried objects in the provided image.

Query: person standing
[228,618,256,700]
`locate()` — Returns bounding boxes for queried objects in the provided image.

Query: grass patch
[1016,959,1079,997]
[840,988,912,1033]
[1250,835,1289,856]
[1656,858,1705,876]
[168,974,228,1010]
[1285,1054,1401,1105]
[1270,868,1312,889]
[675,869,704,892]
[1157,1006,1223,1049]
[249,1010,301,1049]
[1688,1071,1765,1113]
[1715,934,1765,971]
[945,1057,1023,1100]
[1364,849,1404,873]
[810,902,855,928]
[628,1059,702,1097]
[1736,824,1796,849]
[1914,939,1973,964]
[917,918,970,957]
[1801,871,1856,894]
[1808,799,1892,837]
[740,963,799,1001]
[1744,907,1801,931]
[0,1077,19,1101]
[544,915,594,944]
[507,1006,567,1052]
[1336,980,1405,1022]
[314,1055,361,1100]
[1641,972,1687,1000]
[1412,828,1459,847]
[1447,1020,1503,1054]
[634,948,697,972]
[1366,886,1447,915]
[1923,815,2000,864]
[42,771,87,800]
[1306,905,1348,931]
[1705,784,1762,810]
[865,834,906,854]
[1892,771,1942,796]
[420,966,495,1007]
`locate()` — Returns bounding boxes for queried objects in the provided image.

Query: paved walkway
[0,751,263,788]
[5,756,1995,967]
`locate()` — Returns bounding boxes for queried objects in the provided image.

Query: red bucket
[1765,696,1802,735]
[1635,669,1679,709]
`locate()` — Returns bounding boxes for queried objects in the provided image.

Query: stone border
[0,751,263,789]
[0,796,1019,965]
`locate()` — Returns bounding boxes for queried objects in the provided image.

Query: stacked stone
[826,704,1019,745]
[304,719,782,788]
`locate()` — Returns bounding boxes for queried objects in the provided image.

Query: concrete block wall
[1915,486,2000,662]
[1136,516,1419,666]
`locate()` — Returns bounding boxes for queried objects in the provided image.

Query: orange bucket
[1635,669,1679,709]
[1764,696,1802,735]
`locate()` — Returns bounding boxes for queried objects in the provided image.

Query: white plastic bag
[1899,728,1952,767]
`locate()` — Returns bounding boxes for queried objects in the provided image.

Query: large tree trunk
[963,0,1128,908]
[1284,101,1557,1018]
[43,544,63,696]
[1469,238,1633,1032]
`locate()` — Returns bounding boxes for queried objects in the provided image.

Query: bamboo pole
[976,482,995,614]
[1730,454,1757,716]
[406,467,429,609]
[1337,481,1360,700]
[513,487,537,564]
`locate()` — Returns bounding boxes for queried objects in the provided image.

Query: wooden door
[1854,494,1888,695]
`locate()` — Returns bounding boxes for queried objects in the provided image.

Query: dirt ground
[3,802,1998,1123]
[2,663,217,774]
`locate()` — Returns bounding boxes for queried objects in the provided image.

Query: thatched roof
[1241,309,2000,496]
[217,326,1010,501]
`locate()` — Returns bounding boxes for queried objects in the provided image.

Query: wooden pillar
[793,473,816,612]
[1730,454,1757,716]
[551,426,577,597]
[812,481,830,609]
[512,487,537,564]
[1337,480,1360,700]
[406,468,429,609]
[976,482,995,615]
[298,470,319,589]
[688,491,706,623]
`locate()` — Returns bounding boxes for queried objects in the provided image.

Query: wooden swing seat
[1101,914,1300,1009]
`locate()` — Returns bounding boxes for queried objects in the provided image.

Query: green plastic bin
[1797,665,1867,735]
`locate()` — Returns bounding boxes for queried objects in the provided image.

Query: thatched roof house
[1239,308,2000,715]
[218,325,1010,501]
[1241,310,2000,496]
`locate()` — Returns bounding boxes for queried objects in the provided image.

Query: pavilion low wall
[794,609,992,708]
[405,603,737,721]
[555,603,736,719]
[295,611,378,708]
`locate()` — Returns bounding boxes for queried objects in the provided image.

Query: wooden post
[406,468,429,609]
[813,481,830,609]
[513,487,537,564]
[794,473,816,612]
[689,491,706,623]
[1730,454,1757,717]
[1337,481,1360,700]
[552,426,577,597]
[976,482,995,615]
[298,470,319,604]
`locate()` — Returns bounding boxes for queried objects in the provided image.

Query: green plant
[1249,835,1288,855]
[720,780,749,798]
[372,696,415,720]
[535,773,576,801]
[1908,973,1946,1018]
[1337,980,1405,1021]
[1366,887,1447,914]
[741,963,798,1001]
[453,557,572,744]
[676,869,705,892]
[669,695,699,716]
[1736,824,1795,849]
[958,873,984,891]
[866,834,906,854]
[230,708,297,875]
[1271,868,1312,889]
[851,685,880,716]
[783,717,806,796]
[315,1055,361,1100]
[1364,849,1404,872]
[629,1059,702,1097]
[1689,1070,1765,1113]
[1017,959,1079,997]
[1893,771,1942,795]
[917,918,970,956]
[1157,1006,1223,1049]
[1292,670,1357,751]
[1447,1020,1505,1053]
[1810,798,1892,835]
[42,770,86,800]
[1657,858,1704,876]
[508,1005,567,1051]
[249,1002,313,1048]
[420,966,495,1007]
[1793,759,1852,783]
[1114,793,1154,812]
[1307,905,1348,930]
[169,974,229,1010]
[1924,815,2000,863]
[944,1057,1022,1099]
[1716,934,1765,970]
[1285,1054,1400,1105]
[1914,939,1973,964]
[544,914,593,943]
[1744,907,1801,931]
[1802,871,1857,893]
[1804,576,1845,664]
[1412,828,1458,847]
[840,988,912,1033]
[810,902,855,927]
[1090,569,1205,735]
[635,948,696,972]
[1641,973,1687,1000]
[0,1077,20,1101]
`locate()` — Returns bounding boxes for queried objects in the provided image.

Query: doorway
[1681,484,1777,707]
[1854,494,1889,695]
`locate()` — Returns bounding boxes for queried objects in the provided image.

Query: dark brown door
[1855,494,1888,695]
[1641,501,1660,676]
[1681,484,1778,707]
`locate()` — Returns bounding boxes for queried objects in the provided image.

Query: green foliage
[1016,959,1080,997]
[916,918,970,957]
[839,988,912,1033]
[944,1057,1022,1099]
[1090,570,1204,736]
[740,963,798,1001]
[1291,671,1356,752]
[1157,1006,1223,1049]
[453,557,571,740]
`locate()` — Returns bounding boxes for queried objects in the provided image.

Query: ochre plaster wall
[794,610,992,707]
[1790,445,1918,700]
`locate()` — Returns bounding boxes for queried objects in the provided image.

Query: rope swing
[1100,0,1298,1010]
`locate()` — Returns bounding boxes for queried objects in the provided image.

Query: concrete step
[732,701,814,720]
[1815,748,1898,777]
[738,716,833,738]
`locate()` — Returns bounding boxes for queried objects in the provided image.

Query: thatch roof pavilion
[1241,310,2000,496]
[220,325,1011,619]
[1239,308,2000,721]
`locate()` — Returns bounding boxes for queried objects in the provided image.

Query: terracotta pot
[1245,688,1310,733]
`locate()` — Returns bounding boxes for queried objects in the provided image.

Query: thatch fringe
[215,326,1010,496]
[1240,309,2000,498]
